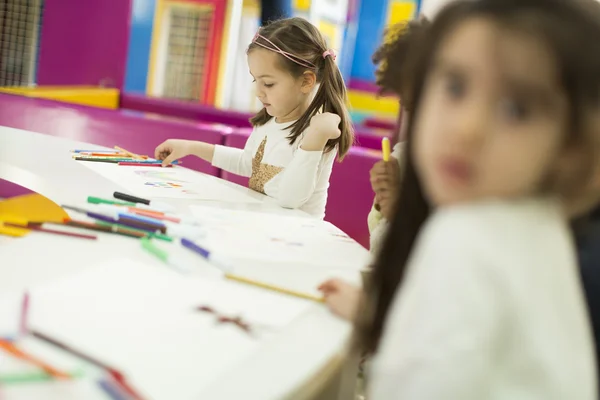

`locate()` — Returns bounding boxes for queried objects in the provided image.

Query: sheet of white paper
[189,205,370,270]
[0,291,22,340]
[79,162,261,203]
[27,259,315,400]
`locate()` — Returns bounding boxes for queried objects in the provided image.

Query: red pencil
[3,222,97,240]
[118,162,171,167]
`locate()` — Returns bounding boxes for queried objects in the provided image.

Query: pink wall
[37,0,133,88]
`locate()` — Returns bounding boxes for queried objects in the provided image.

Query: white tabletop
[0,127,368,400]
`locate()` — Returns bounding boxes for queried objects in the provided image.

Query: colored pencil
[2,222,97,240]
[74,157,121,163]
[61,205,167,234]
[224,273,325,303]
[71,149,117,153]
[94,221,173,242]
[129,208,180,223]
[30,331,145,400]
[382,137,391,162]
[20,292,29,337]
[77,152,147,158]
[0,340,71,379]
[63,218,146,239]
[114,146,145,160]
[118,162,170,167]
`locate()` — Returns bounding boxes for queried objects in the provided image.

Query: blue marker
[181,238,233,273]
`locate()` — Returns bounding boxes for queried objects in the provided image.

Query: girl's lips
[438,157,474,184]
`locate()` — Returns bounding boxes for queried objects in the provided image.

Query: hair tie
[323,49,336,61]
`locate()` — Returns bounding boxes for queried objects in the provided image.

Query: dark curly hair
[372,17,430,112]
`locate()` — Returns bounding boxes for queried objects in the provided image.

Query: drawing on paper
[134,170,190,183]
[144,181,183,188]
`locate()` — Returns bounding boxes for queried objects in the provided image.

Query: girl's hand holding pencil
[371,138,401,219]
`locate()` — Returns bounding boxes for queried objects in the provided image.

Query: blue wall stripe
[124,0,156,94]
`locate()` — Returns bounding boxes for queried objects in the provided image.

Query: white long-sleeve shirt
[370,197,596,400]
[212,118,336,219]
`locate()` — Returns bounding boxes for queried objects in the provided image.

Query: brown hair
[247,17,354,160]
[354,0,600,355]
[372,17,430,112]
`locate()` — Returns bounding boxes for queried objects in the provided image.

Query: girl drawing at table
[321,0,600,398]
[155,17,353,219]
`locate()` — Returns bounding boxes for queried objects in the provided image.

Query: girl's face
[414,17,568,207]
[247,49,312,123]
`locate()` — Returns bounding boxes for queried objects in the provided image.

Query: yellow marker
[225,273,325,303]
[382,137,391,162]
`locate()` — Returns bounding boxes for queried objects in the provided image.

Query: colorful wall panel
[37,0,132,89]
[124,0,157,94]
[350,0,419,83]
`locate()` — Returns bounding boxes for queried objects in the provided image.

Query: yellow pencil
[382,137,391,162]
[114,146,145,160]
[225,273,325,303]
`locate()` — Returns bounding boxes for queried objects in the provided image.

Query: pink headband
[252,31,336,68]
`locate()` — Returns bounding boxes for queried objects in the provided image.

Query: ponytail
[287,56,354,160]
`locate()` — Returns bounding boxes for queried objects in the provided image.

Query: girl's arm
[370,209,503,399]
[211,129,261,177]
[271,114,340,209]
[271,144,335,209]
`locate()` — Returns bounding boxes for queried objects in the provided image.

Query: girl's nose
[452,100,488,148]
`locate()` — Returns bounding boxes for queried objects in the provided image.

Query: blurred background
[0,0,446,248]
[0,0,434,123]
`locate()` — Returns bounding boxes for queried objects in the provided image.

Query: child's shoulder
[421,197,565,253]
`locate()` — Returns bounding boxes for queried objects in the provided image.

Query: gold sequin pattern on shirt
[249,137,284,194]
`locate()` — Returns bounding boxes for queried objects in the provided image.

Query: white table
[0,127,367,400]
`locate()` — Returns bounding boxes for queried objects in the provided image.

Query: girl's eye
[444,74,466,99]
[500,98,531,122]
[264,83,274,88]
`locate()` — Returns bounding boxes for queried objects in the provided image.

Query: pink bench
[120,93,392,151]
[0,94,229,176]
[221,129,376,248]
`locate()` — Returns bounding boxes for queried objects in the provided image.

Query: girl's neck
[275,91,315,123]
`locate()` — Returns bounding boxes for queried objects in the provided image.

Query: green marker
[141,237,169,263]
[87,196,136,206]
[141,237,191,273]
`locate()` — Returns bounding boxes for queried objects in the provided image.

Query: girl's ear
[300,71,317,94]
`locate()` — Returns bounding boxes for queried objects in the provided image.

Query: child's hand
[318,279,361,321]
[154,139,194,167]
[370,158,400,219]
[308,112,341,140]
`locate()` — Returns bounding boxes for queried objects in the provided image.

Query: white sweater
[211,118,336,219]
[370,197,596,400]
